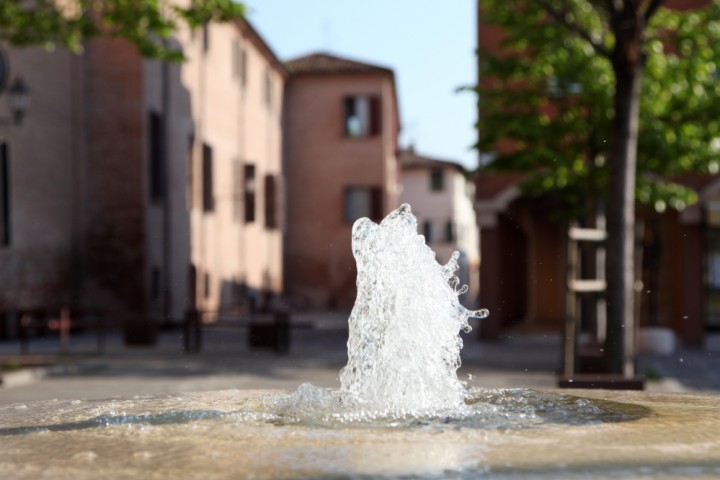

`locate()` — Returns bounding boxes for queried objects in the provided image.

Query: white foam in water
[264,204,493,424]
[339,203,488,412]
[258,204,632,429]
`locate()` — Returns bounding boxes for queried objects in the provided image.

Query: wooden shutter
[370,96,382,135]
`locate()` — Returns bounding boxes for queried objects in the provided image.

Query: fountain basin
[1,389,719,479]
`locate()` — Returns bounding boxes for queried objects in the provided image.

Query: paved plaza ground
[0,312,718,405]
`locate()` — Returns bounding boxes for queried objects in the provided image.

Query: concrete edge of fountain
[0,359,107,388]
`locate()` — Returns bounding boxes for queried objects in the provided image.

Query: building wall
[400,164,480,307]
[0,17,285,324]
[82,38,147,315]
[284,74,399,309]
[177,20,285,316]
[0,45,80,310]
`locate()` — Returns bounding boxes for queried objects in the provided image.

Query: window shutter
[445,220,455,242]
[370,96,382,135]
[244,164,256,223]
[264,174,277,229]
[344,97,355,136]
[0,142,9,246]
[202,144,214,212]
[370,187,383,222]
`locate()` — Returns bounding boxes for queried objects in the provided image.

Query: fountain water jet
[2,204,720,478]
[339,203,488,413]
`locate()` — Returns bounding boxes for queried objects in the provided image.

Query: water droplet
[72,451,98,462]
[678,357,684,363]
[133,451,153,460]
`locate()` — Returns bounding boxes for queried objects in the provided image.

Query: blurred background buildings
[0,16,478,343]
[475,0,720,356]
[0,0,718,363]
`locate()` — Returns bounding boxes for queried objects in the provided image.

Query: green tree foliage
[0,0,245,61]
[478,0,720,214]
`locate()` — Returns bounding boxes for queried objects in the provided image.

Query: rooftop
[284,52,395,76]
[399,148,467,174]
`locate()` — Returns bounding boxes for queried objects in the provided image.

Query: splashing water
[338,204,488,413]
[260,203,624,428]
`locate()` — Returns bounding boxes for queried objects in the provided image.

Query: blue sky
[244,0,478,169]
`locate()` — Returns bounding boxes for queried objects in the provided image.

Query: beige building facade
[0,17,285,333]
[283,53,401,309]
[399,148,480,308]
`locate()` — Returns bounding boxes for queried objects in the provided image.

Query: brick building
[475,0,719,349]
[283,53,401,310]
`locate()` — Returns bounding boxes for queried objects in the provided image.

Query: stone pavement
[0,313,718,405]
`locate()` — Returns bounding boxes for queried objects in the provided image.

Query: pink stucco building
[0,17,285,338]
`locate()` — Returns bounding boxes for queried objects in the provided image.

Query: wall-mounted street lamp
[0,77,31,127]
[0,47,31,127]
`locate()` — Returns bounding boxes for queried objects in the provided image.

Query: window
[344,186,382,222]
[233,159,243,221]
[202,22,210,53]
[186,133,195,210]
[423,221,433,243]
[148,111,165,202]
[0,142,9,246]
[263,68,272,108]
[548,75,582,98]
[430,168,444,191]
[233,39,247,85]
[150,267,161,302]
[202,143,214,212]
[344,95,381,138]
[445,220,455,242]
[203,272,210,298]
[264,174,277,229]
[244,164,256,223]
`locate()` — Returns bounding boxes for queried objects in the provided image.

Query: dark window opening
[430,168,444,192]
[202,143,214,212]
[188,264,197,309]
[244,164,256,223]
[445,220,455,242]
[186,133,195,210]
[264,174,277,229]
[344,95,381,138]
[149,111,165,201]
[423,221,433,243]
[204,272,210,298]
[0,142,9,246]
[344,186,382,223]
[150,267,161,302]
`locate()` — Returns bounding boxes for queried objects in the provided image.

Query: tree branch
[644,0,666,23]
[537,0,612,58]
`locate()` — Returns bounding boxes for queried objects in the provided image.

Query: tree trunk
[605,8,645,376]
